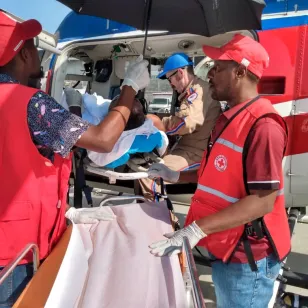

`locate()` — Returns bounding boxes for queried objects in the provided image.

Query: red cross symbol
[214,155,227,172]
[218,159,225,168]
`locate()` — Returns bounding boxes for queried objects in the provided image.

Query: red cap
[202,34,269,79]
[0,11,42,66]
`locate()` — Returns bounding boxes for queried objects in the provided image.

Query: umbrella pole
[142,28,149,57]
[142,0,153,57]
[138,0,153,100]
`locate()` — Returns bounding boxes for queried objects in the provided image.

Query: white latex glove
[65,206,116,224]
[147,163,180,183]
[121,55,150,93]
[64,88,83,108]
[149,221,207,257]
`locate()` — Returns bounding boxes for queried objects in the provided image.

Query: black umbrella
[58,0,266,53]
[58,0,266,100]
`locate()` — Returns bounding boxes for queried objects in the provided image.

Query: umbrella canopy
[57,0,266,37]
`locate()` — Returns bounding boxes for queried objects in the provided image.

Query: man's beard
[30,67,44,79]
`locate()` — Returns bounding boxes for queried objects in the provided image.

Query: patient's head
[109,95,146,131]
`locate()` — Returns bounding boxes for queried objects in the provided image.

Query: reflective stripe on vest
[216,138,243,153]
[197,184,239,203]
[197,184,284,202]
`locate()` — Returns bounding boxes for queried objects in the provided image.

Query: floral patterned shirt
[0,74,90,161]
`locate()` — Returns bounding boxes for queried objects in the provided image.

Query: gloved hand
[147,163,180,183]
[121,55,150,93]
[64,88,83,108]
[65,206,116,224]
[149,221,207,257]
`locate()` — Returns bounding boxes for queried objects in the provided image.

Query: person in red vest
[0,12,149,307]
[148,34,291,307]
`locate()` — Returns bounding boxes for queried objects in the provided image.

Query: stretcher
[84,160,149,185]
[71,144,168,209]
[84,159,181,230]
[0,196,205,308]
[84,152,163,184]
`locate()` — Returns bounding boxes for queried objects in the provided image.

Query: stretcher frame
[71,147,198,211]
[85,164,149,184]
[84,151,165,184]
[0,195,206,308]
[70,149,168,209]
[0,244,40,286]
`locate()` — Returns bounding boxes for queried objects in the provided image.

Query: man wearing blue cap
[140,53,221,200]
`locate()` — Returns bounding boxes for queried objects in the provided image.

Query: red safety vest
[0,84,72,265]
[185,97,291,264]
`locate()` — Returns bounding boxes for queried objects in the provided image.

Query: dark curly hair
[109,95,146,131]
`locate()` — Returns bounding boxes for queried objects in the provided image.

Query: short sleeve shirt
[0,74,90,162]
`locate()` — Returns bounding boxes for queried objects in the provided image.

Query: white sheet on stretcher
[45,201,187,308]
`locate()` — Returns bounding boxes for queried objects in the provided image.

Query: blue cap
[157,53,194,80]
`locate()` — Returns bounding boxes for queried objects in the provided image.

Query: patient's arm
[63,86,136,153]
[146,114,165,132]
[77,86,136,153]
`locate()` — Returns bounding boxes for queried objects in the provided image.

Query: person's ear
[177,68,184,79]
[235,64,247,79]
[19,46,30,64]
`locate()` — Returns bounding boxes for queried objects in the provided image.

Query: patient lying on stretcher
[79,92,169,168]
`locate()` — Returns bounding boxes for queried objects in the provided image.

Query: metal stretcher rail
[182,236,206,308]
[0,243,40,285]
[99,195,146,206]
[85,164,149,184]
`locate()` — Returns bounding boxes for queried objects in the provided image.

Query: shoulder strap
[203,96,260,168]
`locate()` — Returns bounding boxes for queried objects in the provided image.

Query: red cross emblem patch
[214,155,227,172]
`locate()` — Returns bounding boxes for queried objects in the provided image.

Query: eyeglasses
[166,70,178,83]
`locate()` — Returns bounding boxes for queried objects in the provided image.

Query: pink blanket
[45,201,187,308]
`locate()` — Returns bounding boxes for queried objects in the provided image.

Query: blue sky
[0,0,71,33]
